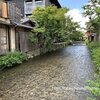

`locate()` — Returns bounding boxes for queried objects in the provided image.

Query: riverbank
[87,42,100,100]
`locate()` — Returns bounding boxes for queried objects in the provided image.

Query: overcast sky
[58,0,89,30]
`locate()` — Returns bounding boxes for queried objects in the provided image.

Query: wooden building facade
[7,0,61,17]
[0,0,34,55]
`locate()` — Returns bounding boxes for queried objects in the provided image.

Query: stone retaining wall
[27,42,68,58]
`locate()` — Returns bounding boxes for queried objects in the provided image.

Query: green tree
[83,0,100,39]
[65,16,82,41]
[84,1,100,99]
[30,6,69,49]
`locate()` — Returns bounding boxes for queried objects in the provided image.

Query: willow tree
[30,6,69,49]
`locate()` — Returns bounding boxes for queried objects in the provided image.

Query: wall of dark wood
[7,0,25,17]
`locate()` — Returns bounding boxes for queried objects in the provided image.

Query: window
[35,0,43,1]
[25,0,32,2]
[1,36,7,44]
[0,27,8,54]
[35,0,43,2]
[0,29,7,45]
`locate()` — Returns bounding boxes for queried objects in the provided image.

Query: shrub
[92,47,100,71]
[88,42,100,72]
[87,42,100,100]
[86,77,100,98]
[0,51,28,70]
[87,42,100,50]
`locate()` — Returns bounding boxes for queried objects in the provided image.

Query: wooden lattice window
[0,27,8,54]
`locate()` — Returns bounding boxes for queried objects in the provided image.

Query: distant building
[85,31,97,41]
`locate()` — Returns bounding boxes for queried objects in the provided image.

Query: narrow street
[0,44,94,100]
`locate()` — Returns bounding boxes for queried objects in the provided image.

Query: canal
[0,44,94,100]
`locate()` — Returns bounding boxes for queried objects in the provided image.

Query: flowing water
[0,44,94,100]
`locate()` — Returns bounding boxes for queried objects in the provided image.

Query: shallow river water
[0,44,94,100]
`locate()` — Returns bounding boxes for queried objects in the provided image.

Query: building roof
[0,20,10,25]
[21,19,35,27]
[11,21,33,29]
[50,0,61,8]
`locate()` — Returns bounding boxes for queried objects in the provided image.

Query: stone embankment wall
[27,42,68,58]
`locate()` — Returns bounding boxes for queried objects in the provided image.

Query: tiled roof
[11,21,33,29]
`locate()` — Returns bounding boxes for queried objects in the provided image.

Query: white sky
[66,9,89,32]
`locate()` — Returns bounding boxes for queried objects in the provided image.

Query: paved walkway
[0,44,94,100]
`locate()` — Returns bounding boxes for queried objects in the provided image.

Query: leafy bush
[0,51,28,69]
[86,77,100,97]
[70,31,83,41]
[88,42,100,72]
[92,47,100,71]
[87,42,100,100]
[87,42,100,50]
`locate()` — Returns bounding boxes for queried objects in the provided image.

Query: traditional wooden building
[7,0,61,17]
[85,31,97,41]
[0,0,34,55]
[0,0,10,55]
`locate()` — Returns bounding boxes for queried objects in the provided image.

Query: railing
[7,2,22,22]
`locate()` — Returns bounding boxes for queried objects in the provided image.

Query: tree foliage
[83,0,100,34]
[65,16,82,41]
[30,6,69,48]
[30,6,83,50]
